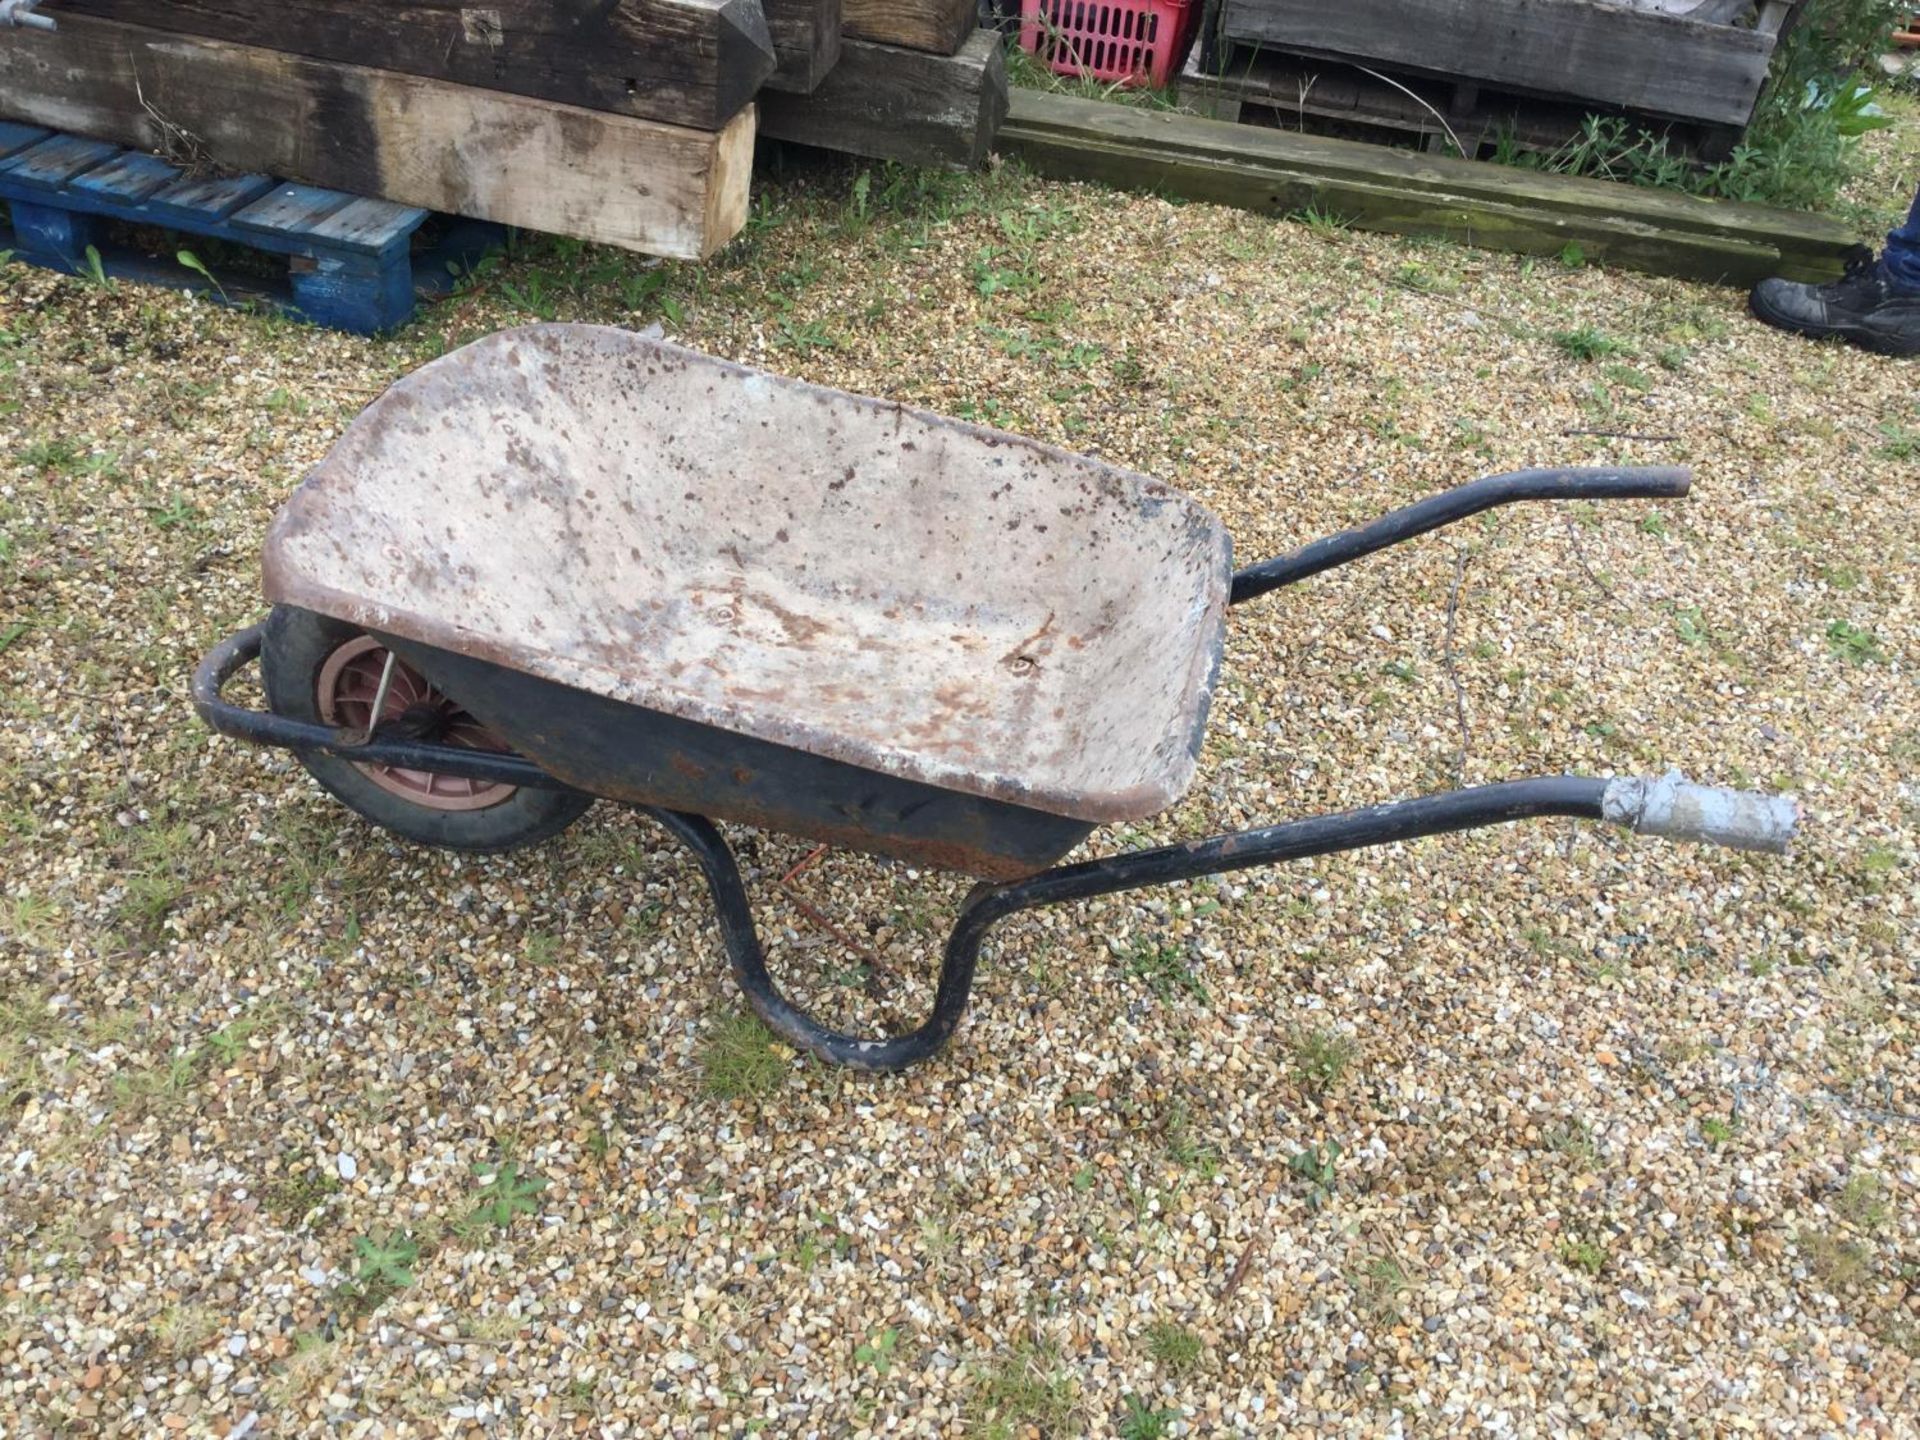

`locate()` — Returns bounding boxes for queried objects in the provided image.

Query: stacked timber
[761,0,1010,167]
[0,0,1010,260]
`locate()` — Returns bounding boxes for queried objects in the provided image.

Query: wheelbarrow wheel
[260,606,592,852]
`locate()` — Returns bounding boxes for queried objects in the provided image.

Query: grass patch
[968,1341,1078,1439]
[1143,1319,1204,1375]
[1552,327,1622,361]
[1290,1026,1357,1098]
[1352,1254,1414,1322]
[1825,619,1886,664]
[1121,937,1209,1005]
[1119,1396,1176,1439]
[700,1008,788,1100]
[1560,1237,1608,1276]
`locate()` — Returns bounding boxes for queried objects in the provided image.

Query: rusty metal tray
[263,324,1233,823]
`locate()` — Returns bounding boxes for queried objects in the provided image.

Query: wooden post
[843,0,978,53]
[50,0,777,131]
[763,0,844,91]
[758,28,1008,168]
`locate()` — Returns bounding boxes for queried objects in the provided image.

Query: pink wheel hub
[315,635,515,811]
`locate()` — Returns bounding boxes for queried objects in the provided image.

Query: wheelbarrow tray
[264,325,1232,875]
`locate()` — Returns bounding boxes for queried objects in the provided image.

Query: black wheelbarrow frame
[196,465,1800,1072]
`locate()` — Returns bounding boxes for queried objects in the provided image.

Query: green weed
[469,1159,546,1229]
[701,1008,787,1100]
[1825,619,1885,663]
[968,1341,1077,1438]
[1291,1027,1357,1098]
[1143,1319,1204,1375]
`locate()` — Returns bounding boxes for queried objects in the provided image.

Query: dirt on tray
[1,113,1915,1437]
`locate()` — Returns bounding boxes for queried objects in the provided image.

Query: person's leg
[1879,184,1920,293]
[1749,181,1920,356]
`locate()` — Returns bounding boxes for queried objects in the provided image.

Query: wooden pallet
[0,122,484,333]
[1212,0,1798,130]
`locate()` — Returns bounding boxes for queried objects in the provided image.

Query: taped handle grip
[1602,771,1800,854]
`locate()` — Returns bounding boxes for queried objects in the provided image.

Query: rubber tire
[261,604,593,853]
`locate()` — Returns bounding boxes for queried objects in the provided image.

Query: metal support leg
[644,808,991,1072]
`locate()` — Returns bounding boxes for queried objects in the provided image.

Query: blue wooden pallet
[0,122,456,334]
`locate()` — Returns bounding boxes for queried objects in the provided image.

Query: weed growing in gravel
[262,1160,341,1228]
[150,1303,218,1356]
[1352,1254,1415,1322]
[1121,937,1209,1005]
[1287,1141,1341,1211]
[1801,1231,1870,1291]
[1874,421,1918,458]
[1700,1117,1737,1148]
[968,1341,1078,1438]
[1552,327,1621,361]
[347,1230,419,1309]
[469,1159,546,1229]
[1160,1100,1221,1178]
[701,1008,788,1100]
[1290,1027,1357,1098]
[16,437,83,475]
[1837,1173,1888,1230]
[1560,1238,1608,1276]
[854,1327,900,1376]
[1143,1320,1204,1375]
[1545,1116,1598,1167]
[1119,1396,1176,1439]
[1825,619,1886,664]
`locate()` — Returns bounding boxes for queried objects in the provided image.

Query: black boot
[1749,246,1920,356]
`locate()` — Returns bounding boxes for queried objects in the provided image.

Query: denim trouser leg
[1882,183,1920,293]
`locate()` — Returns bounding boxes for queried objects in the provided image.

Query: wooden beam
[1218,0,1776,127]
[0,14,755,260]
[758,29,1007,168]
[52,0,776,132]
[998,91,1855,285]
[843,0,977,54]
[763,0,844,92]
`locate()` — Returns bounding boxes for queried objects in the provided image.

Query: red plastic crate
[1018,0,1199,88]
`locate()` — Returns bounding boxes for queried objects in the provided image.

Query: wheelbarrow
[194,324,1799,1071]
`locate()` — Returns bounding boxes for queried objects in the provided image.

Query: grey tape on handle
[1602,771,1800,854]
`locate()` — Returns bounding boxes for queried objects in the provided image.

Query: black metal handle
[653,780,1611,1073]
[1229,466,1692,604]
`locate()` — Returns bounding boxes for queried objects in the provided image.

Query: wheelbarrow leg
[646,774,1796,1075]
[643,808,995,1072]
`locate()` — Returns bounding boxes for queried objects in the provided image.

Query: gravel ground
[2,110,1915,1439]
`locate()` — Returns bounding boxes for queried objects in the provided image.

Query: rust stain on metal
[263,324,1233,823]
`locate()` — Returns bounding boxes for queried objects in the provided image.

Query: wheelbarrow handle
[649,773,1795,1074]
[1229,466,1692,604]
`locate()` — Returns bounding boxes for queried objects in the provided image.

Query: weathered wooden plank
[763,0,844,91]
[843,0,976,54]
[66,148,180,204]
[0,14,756,260]
[1218,0,1774,127]
[0,120,51,160]
[759,29,1007,167]
[52,0,776,132]
[1000,91,1855,285]
[0,135,119,190]
[145,172,278,226]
